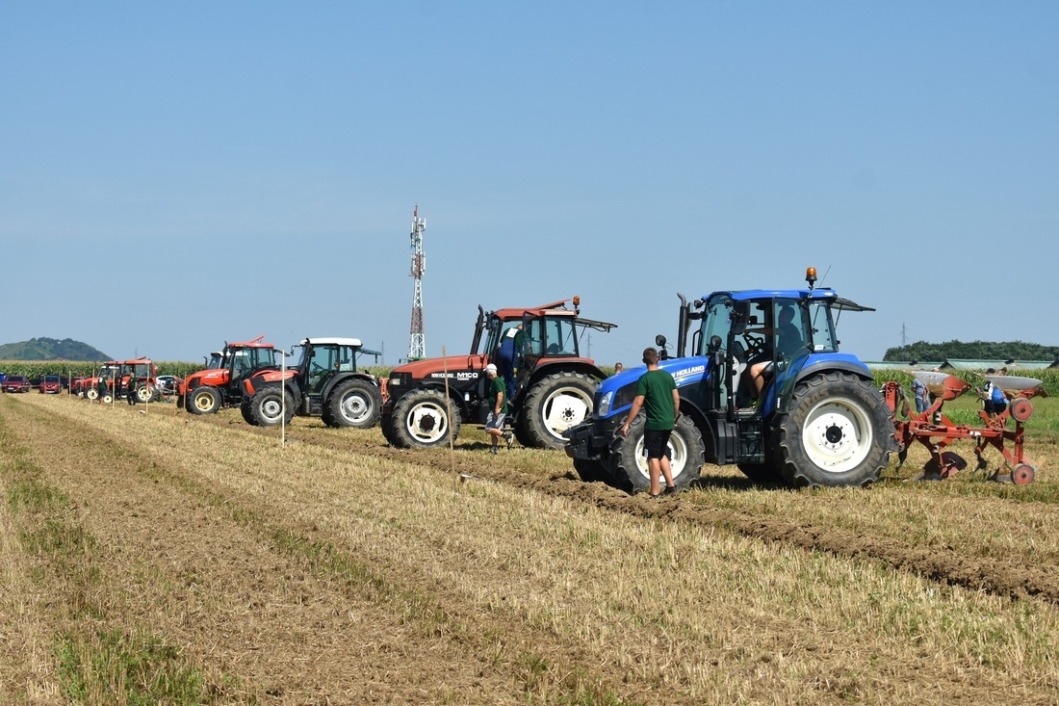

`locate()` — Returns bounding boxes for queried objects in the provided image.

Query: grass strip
[0,404,215,706]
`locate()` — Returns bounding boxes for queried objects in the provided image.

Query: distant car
[156,375,182,395]
[39,375,62,394]
[2,375,31,393]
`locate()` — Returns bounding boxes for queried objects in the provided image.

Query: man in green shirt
[484,363,512,454]
[620,347,680,496]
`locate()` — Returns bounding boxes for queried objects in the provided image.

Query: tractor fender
[247,378,302,410]
[523,359,605,390]
[320,372,380,401]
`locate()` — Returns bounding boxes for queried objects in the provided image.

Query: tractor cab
[294,337,362,399]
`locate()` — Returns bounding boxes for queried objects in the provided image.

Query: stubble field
[2,392,1058,705]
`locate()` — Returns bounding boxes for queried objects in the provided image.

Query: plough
[883,371,1046,485]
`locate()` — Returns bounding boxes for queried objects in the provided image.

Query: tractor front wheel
[85,388,99,401]
[389,389,460,449]
[521,372,597,450]
[248,387,296,427]
[610,415,704,494]
[322,379,383,429]
[187,386,222,415]
[775,372,894,487]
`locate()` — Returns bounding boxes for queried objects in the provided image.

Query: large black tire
[85,387,100,401]
[136,385,161,404]
[389,389,461,449]
[513,416,534,448]
[610,415,705,494]
[248,386,296,427]
[774,371,895,487]
[240,400,256,425]
[187,386,222,415]
[573,459,608,483]
[520,371,598,450]
[322,379,383,429]
[380,413,398,445]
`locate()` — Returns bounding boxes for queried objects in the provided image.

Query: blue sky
[2,2,1056,367]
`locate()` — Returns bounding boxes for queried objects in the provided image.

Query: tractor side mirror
[655,334,669,360]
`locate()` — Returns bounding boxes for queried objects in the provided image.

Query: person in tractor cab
[483,363,512,454]
[495,323,522,401]
[748,305,803,399]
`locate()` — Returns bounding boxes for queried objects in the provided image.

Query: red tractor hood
[392,354,488,377]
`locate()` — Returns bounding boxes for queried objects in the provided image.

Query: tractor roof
[490,299,577,320]
[710,288,875,311]
[228,335,274,349]
[489,298,618,332]
[302,337,363,348]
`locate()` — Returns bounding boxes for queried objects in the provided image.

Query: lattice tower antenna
[408,206,426,360]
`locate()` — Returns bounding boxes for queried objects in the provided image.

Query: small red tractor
[179,336,279,415]
[81,358,159,403]
[240,337,383,429]
[121,357,161,403]
[82,361,122,401]
[886,371,1044,484]
[381,297,616,450]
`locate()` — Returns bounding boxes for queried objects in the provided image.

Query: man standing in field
[484,363,512,454]
[620,347,680,497]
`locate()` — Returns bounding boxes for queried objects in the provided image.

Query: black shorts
[642,428,673,460]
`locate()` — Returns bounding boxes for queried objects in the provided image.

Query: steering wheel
[742,331,767,357]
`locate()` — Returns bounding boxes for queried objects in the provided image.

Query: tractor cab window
[231,349,253,381]
[208,352,225,369]
[522,316,577,360]
[334,345,356,372]
[807,299,838,352]
[306,345,338,393]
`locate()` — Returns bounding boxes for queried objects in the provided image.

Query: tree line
[883,341,1059,362]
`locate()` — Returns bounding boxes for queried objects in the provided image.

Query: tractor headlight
[597,390,614,417]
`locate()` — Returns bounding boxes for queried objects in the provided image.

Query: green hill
[0,337,111,361]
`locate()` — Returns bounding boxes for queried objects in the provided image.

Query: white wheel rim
[261,396,285,421]
[541,386,593,438]
[632,430,689,480]
[341,393,371,423]
[801,398,873,474]
[405,400,449,443]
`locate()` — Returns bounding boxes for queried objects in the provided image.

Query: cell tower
[408,206,426,360]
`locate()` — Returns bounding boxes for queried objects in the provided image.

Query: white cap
[484,363,498,374]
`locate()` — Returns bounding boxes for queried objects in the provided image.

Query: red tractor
[82,361,122,401]
[118,357,161,403]
[179,336,280,415]
[381,297,616,450]
[240,337,383,429]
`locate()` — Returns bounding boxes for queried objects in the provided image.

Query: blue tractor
[564,268,896,491]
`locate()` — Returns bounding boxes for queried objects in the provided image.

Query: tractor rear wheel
[85,387,99,401]
[240,400,256,425]
[136,385,160,404]
[187,386,222,414]
[573,459,608,483]
[775,372,894,487]
[610,415,704,494]
[322,379,383,429]
[248,386,296,427]
[389,389,460,449]
[520,371,597,450]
